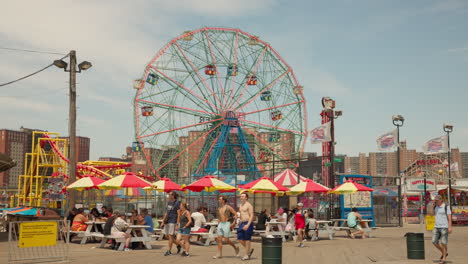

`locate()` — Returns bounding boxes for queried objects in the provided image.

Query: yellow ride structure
[12,131,130,208]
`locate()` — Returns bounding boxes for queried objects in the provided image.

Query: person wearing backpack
[176,202,193,257]
[213,195,240,259]
[429,195,452,264]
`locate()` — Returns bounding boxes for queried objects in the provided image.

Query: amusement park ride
[12,131,130,208]
[133,27,307,181]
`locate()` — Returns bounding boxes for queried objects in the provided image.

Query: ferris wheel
[133,27,307,181]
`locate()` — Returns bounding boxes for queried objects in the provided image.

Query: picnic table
[314,220,335,240]
[192,221,219,246]
[330,219,377,238]
[99,225,153,251]
[265,219,287,242]
[73,221,106,245]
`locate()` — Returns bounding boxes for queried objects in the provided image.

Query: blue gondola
[227,64,238,76]
[146,73,159,85]
[261,91,272,101]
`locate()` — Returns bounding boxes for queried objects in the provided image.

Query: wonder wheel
[134,27,307,181]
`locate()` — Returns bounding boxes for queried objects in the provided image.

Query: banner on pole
[376,129,398,151]
[310,122,331,144]
[422,136,448,155]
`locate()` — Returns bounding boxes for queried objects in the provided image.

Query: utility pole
[69,50,77,210]
[53,50,92,212]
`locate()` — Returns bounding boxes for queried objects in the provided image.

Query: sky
[1,0,467,160]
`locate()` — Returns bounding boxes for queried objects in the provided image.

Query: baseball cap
[434,195,442,201]
[297,203,304,207]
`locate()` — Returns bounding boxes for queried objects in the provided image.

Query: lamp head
[334,110,343,117]
[78,61,92,71]
[392,115,405,126]
[53,60,68,69]
[443,123,453,132]
[321,97,335,110]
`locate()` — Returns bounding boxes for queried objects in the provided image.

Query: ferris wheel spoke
[228,46,267,110]
[203,30,226,107]
[193,132,222,175]
[235,70,291,112]
[242,100,304,116]
[139,117,223,140]
[150,66,223,113]
[240,124,298,168]
[154,122,223,175]
[225,31,239,108]
[241,119,305,136]
[173,42,223,107]
[137,98,216,117]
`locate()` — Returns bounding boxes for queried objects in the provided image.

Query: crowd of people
[64,192,372,259]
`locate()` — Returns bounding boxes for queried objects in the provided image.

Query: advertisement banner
[407,179,436,191]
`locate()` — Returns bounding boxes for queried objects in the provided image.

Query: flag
[376,129,398,151]
[310,122,331,144]
[422,136,448,155]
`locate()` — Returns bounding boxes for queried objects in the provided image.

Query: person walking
[213,195,240,259]
[429,195,452,264]
[161,191,181,256]
[294,203,306,247]
[176,202,192,257]
[237,192,254,261]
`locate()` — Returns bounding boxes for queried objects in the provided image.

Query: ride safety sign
[19,221,57,248]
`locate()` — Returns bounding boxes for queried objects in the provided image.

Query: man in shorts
[237,192,254,261]
[213,195,239,259]
[347,207,366,239]
[430,195,452,264]
[161,191,181,256]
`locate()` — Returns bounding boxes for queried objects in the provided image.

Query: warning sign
[19,222,57,248]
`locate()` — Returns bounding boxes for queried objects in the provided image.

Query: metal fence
[8,220,69,264]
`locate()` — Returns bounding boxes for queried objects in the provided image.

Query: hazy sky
[1,0,467,160]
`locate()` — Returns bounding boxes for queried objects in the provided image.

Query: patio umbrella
[287,179,330,195]
[98,172,152,212]
[65,175,105,191]
[329,180,374,206]
[104,187,147,197]
[239,177,289,195]
[182,175,237,193]
[7,207,39,216]
[273,169,308,186]
[150,178,183,192]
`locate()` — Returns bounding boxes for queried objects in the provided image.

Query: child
[306,211,318,241]
[151,212,160,229]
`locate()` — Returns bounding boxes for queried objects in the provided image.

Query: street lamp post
[53,50,92,211]
[392,114,404,227]
[443,124,453,208]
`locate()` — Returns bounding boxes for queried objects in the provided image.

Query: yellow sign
[19,222,57,248]
[426,215,435,231]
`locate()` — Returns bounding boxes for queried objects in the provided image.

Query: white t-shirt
[112,217,128,233]
[191,212,206,231]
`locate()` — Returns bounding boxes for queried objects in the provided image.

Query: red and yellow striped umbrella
[150,178,182,192]
[98,172,152,189]
[104,187,147,196]
[183,175,237,193]
[287,179,330,195]
[239,177,289,195]
[66,175,106,191]
[329,180,374,194]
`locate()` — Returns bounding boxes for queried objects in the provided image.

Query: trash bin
[262,236,282,264]
[405,232,425,259]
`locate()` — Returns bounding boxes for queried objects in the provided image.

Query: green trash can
[405,232,425,259]
[262,237,282,264]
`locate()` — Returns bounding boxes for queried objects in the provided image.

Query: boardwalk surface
[1,224,466,263]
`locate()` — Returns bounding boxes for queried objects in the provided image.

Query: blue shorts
[237,222,253,241]
[179,227,191,235]
[432,228,448,245]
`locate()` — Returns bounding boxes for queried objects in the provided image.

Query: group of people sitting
[65,206,155,251]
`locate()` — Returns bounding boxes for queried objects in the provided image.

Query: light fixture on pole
[53,50,92,212]
[443,123,453,208]
[392,114,404,227]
